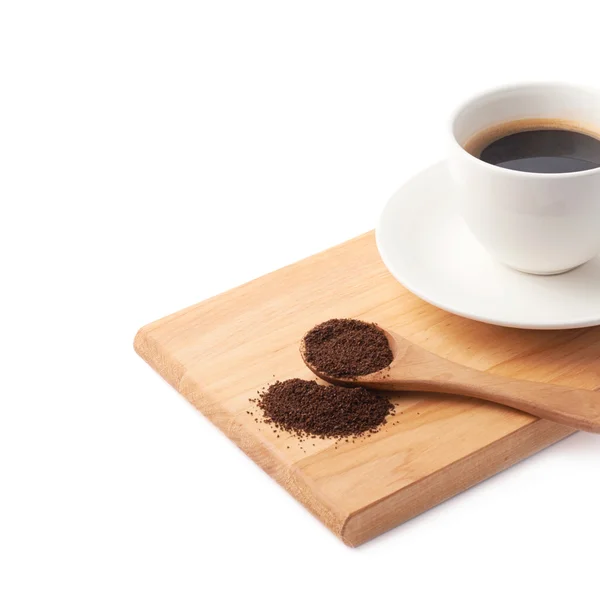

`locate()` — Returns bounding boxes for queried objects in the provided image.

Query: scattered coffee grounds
[303,318,393,378]
[251,378,394,440]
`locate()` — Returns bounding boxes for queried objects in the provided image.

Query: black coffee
[464,119,600,174]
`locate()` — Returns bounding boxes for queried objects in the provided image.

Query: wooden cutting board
[134,232,600,546]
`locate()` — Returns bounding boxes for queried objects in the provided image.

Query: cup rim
[449,81,600,179]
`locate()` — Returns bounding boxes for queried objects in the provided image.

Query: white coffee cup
[448,82,600,275]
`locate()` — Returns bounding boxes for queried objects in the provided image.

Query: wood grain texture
[134,232,600,546]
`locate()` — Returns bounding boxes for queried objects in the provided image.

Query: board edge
[134,325,187,391]
[339,419,574,547]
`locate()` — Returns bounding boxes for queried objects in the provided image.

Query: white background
[2,1,599,598]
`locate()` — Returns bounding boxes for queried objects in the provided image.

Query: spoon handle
[418,372,599,433]
[380,354,600,433]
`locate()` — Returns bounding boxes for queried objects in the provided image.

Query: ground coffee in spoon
[303,318,393,378]
[251,378,394,440]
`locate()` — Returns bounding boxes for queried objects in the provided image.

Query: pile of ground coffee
[303,318,393,378]
[251,378,394,440]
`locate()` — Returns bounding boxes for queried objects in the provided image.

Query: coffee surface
[464,118,600,173]
[303,318,393,378]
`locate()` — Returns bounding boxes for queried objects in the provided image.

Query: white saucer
[376,161,600,330]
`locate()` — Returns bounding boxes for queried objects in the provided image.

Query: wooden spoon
[300,325,600,433]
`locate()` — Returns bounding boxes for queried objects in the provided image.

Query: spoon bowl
[300,324,400,387]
